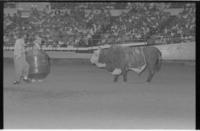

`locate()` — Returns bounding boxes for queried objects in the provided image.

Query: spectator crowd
[4,3,195,48]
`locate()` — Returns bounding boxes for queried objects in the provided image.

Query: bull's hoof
[113,77,118,82]
[146,79,152,83]
[113,79,118,82]
[138,72,142,76]
[23,78,31,83]
[123,78,127,82]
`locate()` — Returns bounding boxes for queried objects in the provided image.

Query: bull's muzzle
[112,68,122,75]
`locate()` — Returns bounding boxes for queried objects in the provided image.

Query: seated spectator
[3,3,195,48]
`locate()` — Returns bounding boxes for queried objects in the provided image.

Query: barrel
[26,49,50,80]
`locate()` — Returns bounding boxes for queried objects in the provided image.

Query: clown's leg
[13,57,24,84]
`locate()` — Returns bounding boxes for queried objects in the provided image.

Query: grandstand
[4,2,195,50]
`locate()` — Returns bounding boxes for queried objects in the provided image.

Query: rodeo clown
[13,32,31,84]
[31,34,42,56]
[33,34,42,50]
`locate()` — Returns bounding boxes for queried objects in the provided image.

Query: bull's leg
[112,68,122,82]
[147,73,153,82]
[146,67,155,83]
[122,70,128,82]
[113,75,119,82]
[138,66,146,76]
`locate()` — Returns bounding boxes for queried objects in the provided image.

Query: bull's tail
[155,51,162,72]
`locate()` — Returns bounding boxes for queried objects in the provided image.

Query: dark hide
[98,45,162,82]
[98,46,127,72]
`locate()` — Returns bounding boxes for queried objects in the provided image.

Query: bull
[90,45,162,82]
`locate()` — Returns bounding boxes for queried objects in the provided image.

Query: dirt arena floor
[3,58,195,129]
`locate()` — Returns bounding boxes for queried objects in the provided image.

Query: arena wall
[3,42,195,61]
[155,42,195,60]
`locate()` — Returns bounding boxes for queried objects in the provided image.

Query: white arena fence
[3,41,195,61]
[3,42,148,51]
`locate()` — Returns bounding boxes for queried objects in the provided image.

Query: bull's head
[90,48,122,75]
[90,49,106,68]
